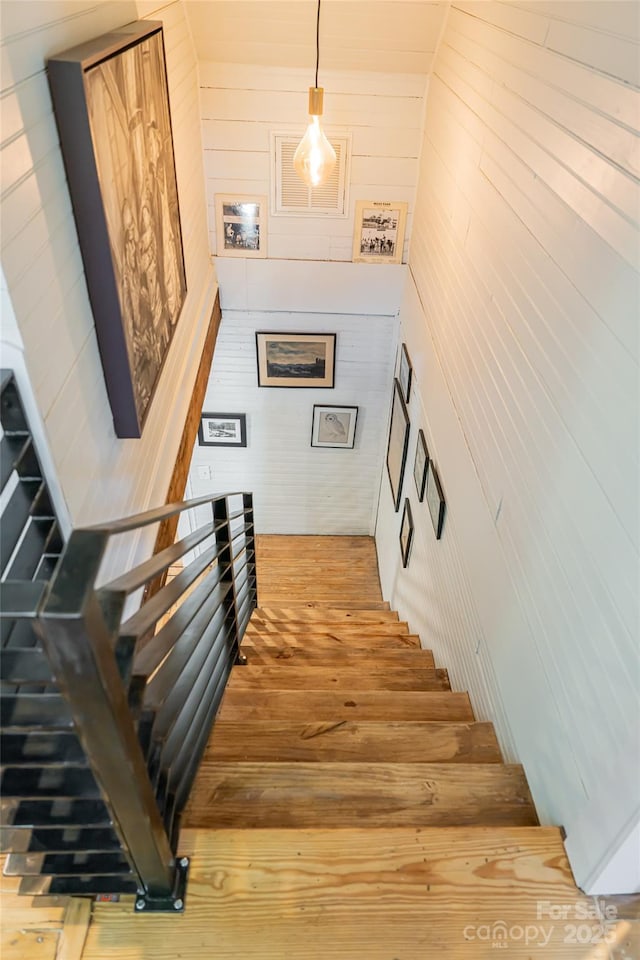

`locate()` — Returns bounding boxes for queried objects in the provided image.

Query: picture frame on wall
[215,194,267,258]
[400,498,414,568]
[198,412,247,448]
[426,461,446,539]
[47,21,187,438]
[256,332,336,388]
[352,200,408,265]
[386,378,410,512]
[311,405,358,449]
[399,342,413,403]
[413,429,429,502]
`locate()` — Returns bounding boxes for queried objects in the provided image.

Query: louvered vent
[272,133,351,217]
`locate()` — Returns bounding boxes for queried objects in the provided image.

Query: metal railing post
[37,530,186,909]
[213,496,246,665]
[243,492,258,615]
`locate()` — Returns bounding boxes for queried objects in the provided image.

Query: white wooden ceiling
[183,1,450,75]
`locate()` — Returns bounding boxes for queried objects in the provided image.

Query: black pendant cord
[315,0,321,88]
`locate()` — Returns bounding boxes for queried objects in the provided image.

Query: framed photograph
[386,379,410,512]
[311,405,357,449]
[215,194,266,258]
[426,461,446,539]
[352,200,408,265]
[413,429,429,502]
[400,498,414,568]
[198,413,247,448]
[47,21,187,438]
[399,342,412,403]
[256,332,336,388]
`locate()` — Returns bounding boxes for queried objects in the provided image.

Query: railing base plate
[134,856,189,914]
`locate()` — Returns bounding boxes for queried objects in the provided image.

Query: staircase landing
[76,537,638,957]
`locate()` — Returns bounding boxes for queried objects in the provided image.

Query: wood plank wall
[376,0,639,891]
[0,0,216,580]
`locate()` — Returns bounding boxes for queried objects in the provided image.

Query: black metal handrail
[1,442,257,908]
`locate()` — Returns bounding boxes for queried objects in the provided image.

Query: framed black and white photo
[215,194,266,258]
[400,498,414,568]
[311,405,357,448]
[399,342,412,403]
[47,21,187,438]
[256,332,336,388]
[198,413,247,447]
[386,378,410,512]
[353,200,408,265]
[426,461,446,539]
[413,429,429,501]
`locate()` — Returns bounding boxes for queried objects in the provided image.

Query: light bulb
[293,88,336,188]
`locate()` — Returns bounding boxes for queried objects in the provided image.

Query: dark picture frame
[47,21,187,438]
[311,405,358,448]
[386,378,410,512]
[426,461,446,539]
[198,413,247,448]
[256,332,336,388]
[399,342,413,403]
[400,498,414,568]
[413,429,429,501]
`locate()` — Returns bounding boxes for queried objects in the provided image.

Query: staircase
[80,535,615,959]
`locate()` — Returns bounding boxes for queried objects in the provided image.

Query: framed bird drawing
[311,405,358,449]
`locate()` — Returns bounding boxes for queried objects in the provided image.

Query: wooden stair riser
[218,690,475,722]
[207,721,502,763]
[184,762,538,829]
[252,609,400,623]
[244,631,419,647]
[240,645,435,667]
[246,622,410,637]
[254,601,391,611]
[227,666,450,691]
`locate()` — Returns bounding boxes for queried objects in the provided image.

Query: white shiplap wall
[198,61,425,261]
[189,259,403,535]
[376,1,640,893]
[0,0,216,578]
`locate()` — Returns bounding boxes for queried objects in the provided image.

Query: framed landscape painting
[256,332,336,388]
[47,21,187,438]
[198,413,247,448]
[215,194,266,258]
[311,405,358,448]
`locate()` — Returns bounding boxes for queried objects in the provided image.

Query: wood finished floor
[76,536,640,957]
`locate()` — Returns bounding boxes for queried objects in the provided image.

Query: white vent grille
[272,132,351,217]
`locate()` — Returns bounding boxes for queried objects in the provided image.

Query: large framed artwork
[256,333,336,388]
[386,378,410,512]
[47,21,187,438]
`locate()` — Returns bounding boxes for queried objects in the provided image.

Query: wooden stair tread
[252,608,400,623]
[246,622,411,636]
[207,721,502,763]
[255,600,391,611]
[184,761,538,828]
[241,645,435,667]
[244,632,420,648]
[218,689,474,721]
[227,665,450,691]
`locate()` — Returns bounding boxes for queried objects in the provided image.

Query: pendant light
[293,0,336,188]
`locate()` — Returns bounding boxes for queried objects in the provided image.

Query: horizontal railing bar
[1,694,73,730]
[104,522,217,595]
[3,799,111,829]
[5,851,132,877]
[0,649,52,684]
[81,493,252,536]
[0,582,48,619]
[20,875,139,897]
[1,826,122,854]
[1,766,100,799]
[117,542,222,639]
[0,732,86,766]
[131,567,231,680]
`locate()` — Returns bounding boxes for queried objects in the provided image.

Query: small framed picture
[256,332,336,388]
[399,342,412,403]
[386,378,410,512]
[413,429,429,502]
[426,461,446,539]
[215,194,266,258]
[311,405,358,448]
[198,412,247,447]
[400,498,414,568]
[352,200,408,265]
